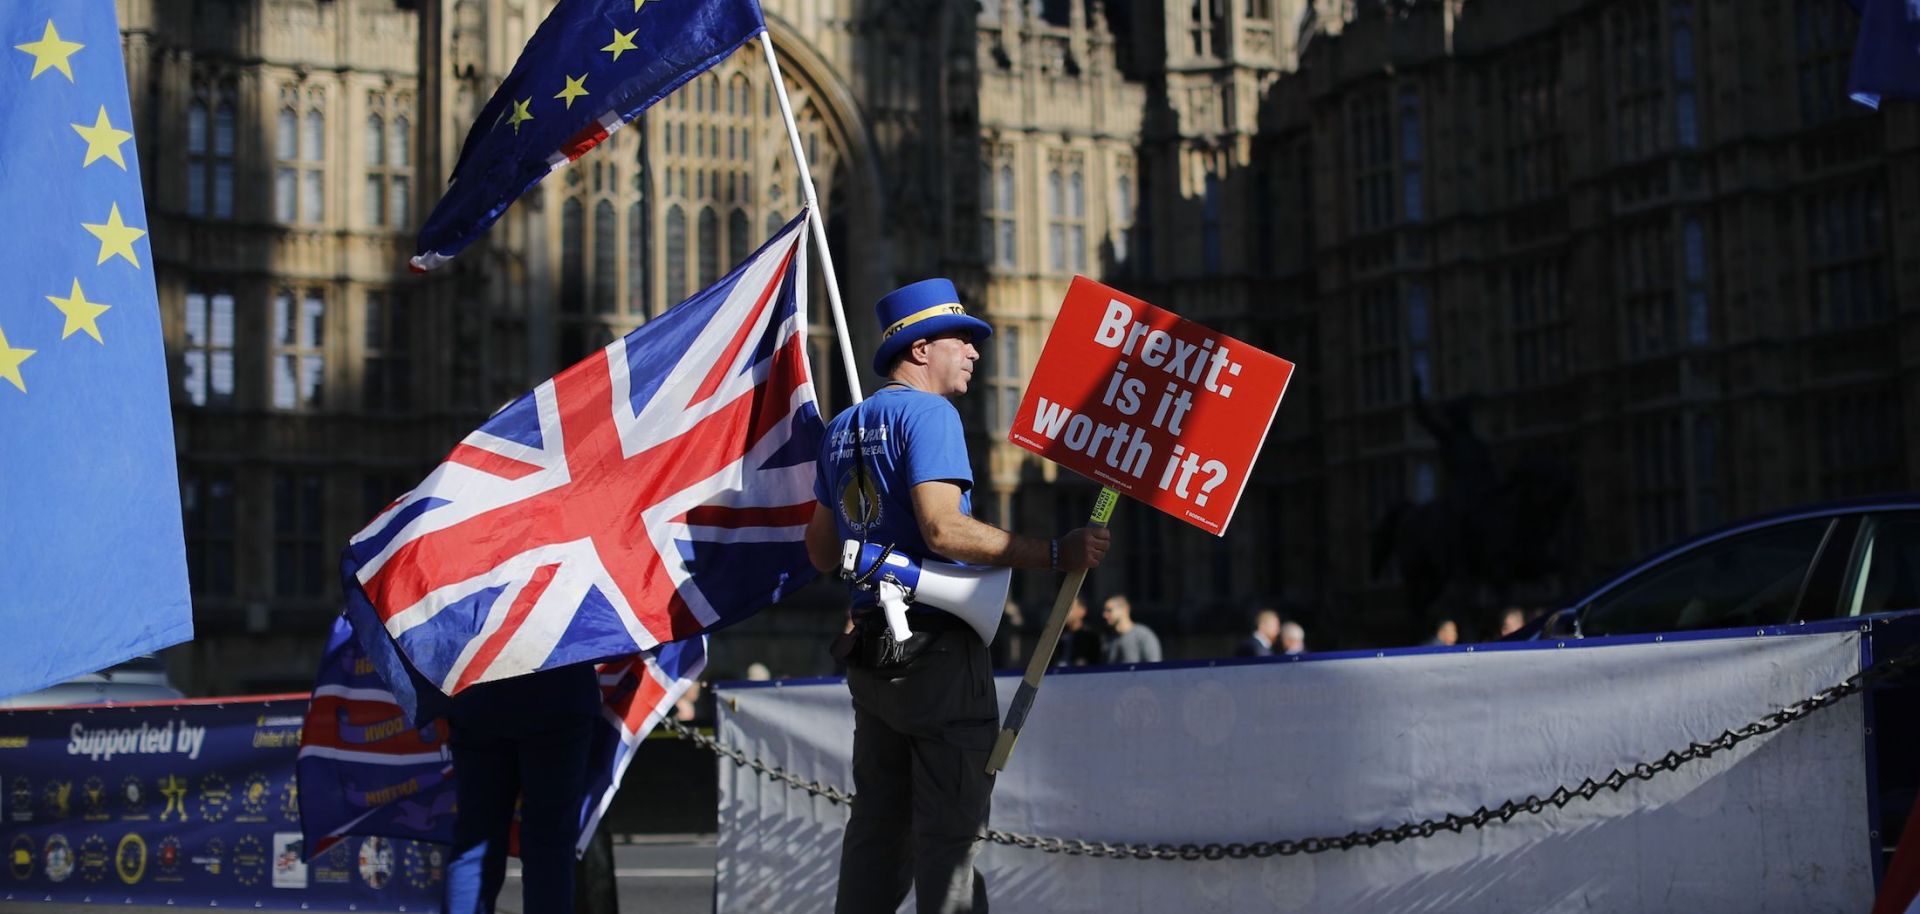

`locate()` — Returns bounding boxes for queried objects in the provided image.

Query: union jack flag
[296,616,705,858]
[343,211,820,720]
[578,638,706,852]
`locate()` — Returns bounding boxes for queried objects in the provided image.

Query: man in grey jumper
[1100,594,1163,664]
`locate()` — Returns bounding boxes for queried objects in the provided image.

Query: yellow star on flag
[633,0,651,11]
[71,107,133,170]
[0,325,34,393]
[82,203,146,267]
[554,74,590,110]
[13,19,83,82]
[46,279,111,344]
[506,98,534,134]
[602,28,639,61]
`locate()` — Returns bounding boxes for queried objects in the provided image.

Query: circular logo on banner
[8,777,32,822]
[115,833,146,885]
[78,834,108,883]
[157,774,189,823]
[401,841,444,889]
[277,777,300,823]
[238,772,272,820]
[357,836,393,890]
[42,780,72,820]
[80,777,108,820]
[10,834,35,880]
[120,776,147,817]
[155,836,182,879]
[1111,685,1164,732]
[193,837,225,877]
[43,835,73,883]
[232,835,266,887]
[196,773,230,823]
[1178,679,1237,747]
[313,842,352,885]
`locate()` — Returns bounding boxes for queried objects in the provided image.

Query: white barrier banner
[715,630,1868,913]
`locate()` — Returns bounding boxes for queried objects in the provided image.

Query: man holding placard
[983,277,1295,776]
[805,278,1110,914]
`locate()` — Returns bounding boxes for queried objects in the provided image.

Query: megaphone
[839,540,1012,646]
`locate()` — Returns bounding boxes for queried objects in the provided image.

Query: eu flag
[413,0,766,270]
[1848,0,1920,108]
[0,0,192,697]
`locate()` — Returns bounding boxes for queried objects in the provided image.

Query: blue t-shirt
[814,385,973,574]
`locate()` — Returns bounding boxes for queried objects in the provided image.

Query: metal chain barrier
[663,636,1920,861]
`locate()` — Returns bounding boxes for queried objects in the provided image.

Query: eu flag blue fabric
[0,0,193,697]
[1848,0,1920,108]
[412,0,767,270]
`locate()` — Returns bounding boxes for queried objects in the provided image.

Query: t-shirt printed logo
[837,469,882,534]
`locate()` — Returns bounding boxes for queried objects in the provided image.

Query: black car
[1535,494,1920,639]
[1525,495,1920,880]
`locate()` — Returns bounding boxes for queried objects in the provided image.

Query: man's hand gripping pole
[985,487,1119,775]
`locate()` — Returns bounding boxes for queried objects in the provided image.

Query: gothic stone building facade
[115,0,1917,692]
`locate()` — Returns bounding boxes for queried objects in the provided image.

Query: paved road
[499,837,716,914]
[11,836,719,914]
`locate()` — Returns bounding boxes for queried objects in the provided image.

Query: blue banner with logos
[0,696,443,910]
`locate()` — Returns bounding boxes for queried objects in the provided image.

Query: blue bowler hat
[871,278,994,374]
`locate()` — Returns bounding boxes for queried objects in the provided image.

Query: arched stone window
[698,206,720,287]
[561,198,585,313]
[365,114,386,227]
[365,115,384,166]
[628,200,649,317]
[728,208,750,266]
[186,80,237,219]
[666,205,688,304]
[1048,170,1065,272]
[593,200,617,313]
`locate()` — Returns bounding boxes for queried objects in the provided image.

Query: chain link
[663,637,1919,860]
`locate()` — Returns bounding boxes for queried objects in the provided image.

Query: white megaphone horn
[839,540,1012,646]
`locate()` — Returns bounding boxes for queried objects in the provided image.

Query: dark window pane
[698,207,720,287]
[274,474,295,535]
[728,209,749,268]
[561,198,585,313]
[628,201,648,317]
[594,200,617,314]
[1850,514,1920,618]
[1583,520,1831,636]
[666,205,687,304]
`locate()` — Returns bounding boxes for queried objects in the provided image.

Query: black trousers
[835,618,998,914]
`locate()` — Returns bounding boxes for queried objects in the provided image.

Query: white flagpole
[759,33,865,403]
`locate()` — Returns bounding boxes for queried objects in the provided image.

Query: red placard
[1008,277,1294,536]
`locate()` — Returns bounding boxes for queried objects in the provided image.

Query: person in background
[1425,618,1459,647]
[1236,609,1281,657]
[1053,596,1101,668]
[1101,594,1163,664]
[444,663,599,914]
[1279,620,1307,656]
[673,681,703,721]
[1498,607,1527,638]
[993,600,1028,669]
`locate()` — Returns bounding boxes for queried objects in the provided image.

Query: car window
[1581,519,1831,636]
[1846,514,1920,618]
